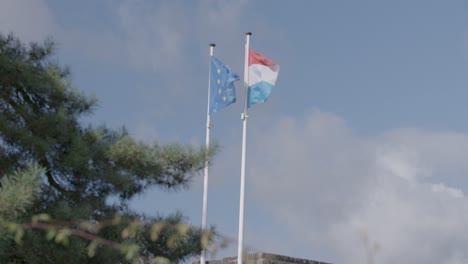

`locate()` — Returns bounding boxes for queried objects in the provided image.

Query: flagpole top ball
[209,43,216,47]
[246,32,252,36]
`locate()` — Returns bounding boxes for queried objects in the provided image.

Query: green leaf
[45,228,57,241]
[14,228,24,245]
[151,256,171,264]
[87,240,99,258]
[55,228,71,246]
[32,214,50,223]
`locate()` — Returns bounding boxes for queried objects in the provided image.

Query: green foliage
[0,32,217,263]
[0,212,217,264]
[0,164,42,219]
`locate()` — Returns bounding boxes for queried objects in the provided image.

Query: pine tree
[0,33,214,263]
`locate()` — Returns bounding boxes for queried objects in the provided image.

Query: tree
[0,33,214,263]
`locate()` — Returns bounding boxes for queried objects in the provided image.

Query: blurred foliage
[0,32,218,263]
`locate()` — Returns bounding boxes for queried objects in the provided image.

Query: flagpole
[201,43,215,264]
[237,32,251,264]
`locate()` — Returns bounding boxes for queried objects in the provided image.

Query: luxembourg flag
[247,48,279,108]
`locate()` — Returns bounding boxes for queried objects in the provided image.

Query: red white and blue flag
[247,49,279,107]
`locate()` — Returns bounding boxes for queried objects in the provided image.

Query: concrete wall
[194,252,332,264]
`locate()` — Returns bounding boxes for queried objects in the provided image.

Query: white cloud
[0,0,250,73]
[0,0,56,41]
[115,0,187,72]
[247,109,468,264]
[114,0,247,73]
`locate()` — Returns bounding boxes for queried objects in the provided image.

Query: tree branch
[21,222,122,250]
[38,158,68,194]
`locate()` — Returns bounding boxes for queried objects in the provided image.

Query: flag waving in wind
[247,49,279,107]
[210,56,240,113]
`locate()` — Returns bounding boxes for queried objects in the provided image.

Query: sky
[1,0,468,263]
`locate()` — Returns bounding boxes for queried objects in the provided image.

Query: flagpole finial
[209,43,216,47]
[245,32,252,36]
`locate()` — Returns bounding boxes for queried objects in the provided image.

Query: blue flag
[210,56,240,113]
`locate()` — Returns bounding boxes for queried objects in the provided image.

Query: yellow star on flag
[222,96,227,101]
[217,79,221,84]
[217,68,221,74]
[218,88,222,94]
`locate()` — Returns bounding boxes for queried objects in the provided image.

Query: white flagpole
[237,32,251,264]
[201,43,215,264]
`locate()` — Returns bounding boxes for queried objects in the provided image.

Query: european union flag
[210,56,240,113]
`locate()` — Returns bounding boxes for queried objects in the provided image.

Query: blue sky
[2,0,468,263]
